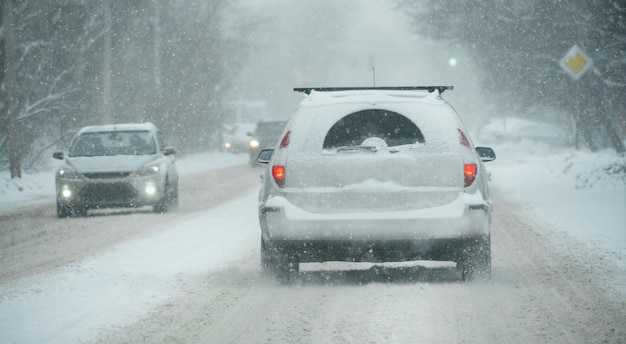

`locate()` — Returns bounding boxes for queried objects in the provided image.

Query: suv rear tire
[261,240,299,282]
[457,236,491,281]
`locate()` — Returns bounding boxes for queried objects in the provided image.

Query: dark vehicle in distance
[248,120,287,166]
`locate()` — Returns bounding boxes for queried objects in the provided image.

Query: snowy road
[1,164,625,343]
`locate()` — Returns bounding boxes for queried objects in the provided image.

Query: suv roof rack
[293,86,454,95]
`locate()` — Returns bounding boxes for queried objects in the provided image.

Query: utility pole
[3,0,21,178]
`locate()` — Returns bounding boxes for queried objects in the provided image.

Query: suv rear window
[323,110,424,149]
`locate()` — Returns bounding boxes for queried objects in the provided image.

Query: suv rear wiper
[294,86,454,94]
[331,145,380,153]
[326,143,421,154]
[335,145,366,152]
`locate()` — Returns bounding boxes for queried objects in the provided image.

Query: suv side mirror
[476,147,496,162]
[257,149,274,164]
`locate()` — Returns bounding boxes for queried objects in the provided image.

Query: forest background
[1,1,624,178]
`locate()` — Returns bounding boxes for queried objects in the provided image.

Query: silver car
[257,87,496,281]
[53,122,178,217]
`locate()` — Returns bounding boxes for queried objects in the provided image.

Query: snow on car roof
[294,86,453,94]
[77,122,159,134]
[298,89,447,109]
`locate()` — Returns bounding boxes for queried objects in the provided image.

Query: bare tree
[3,0,21,178]
[0,0,258,173]
[398,0,625,152]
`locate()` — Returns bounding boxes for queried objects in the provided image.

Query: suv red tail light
[272,165,286,187]
[464,163,477,187]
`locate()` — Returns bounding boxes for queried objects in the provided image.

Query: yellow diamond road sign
[559,45,593,80]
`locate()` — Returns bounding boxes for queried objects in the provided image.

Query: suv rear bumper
[262,238,487,263]
[260,195,491,242]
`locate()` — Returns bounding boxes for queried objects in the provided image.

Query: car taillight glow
[272,165,286,187]
[279,131,291,148]
[464,163,477,187]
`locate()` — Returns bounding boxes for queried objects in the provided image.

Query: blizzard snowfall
[0,117,624,343]
[2,117,623,262]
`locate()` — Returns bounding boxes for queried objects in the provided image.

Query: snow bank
[485,137,626,266]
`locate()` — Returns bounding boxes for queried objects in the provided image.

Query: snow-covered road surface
[90,189,625,344]
[1,161,624,343]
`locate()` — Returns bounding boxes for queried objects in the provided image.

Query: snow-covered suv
[257,87,496,281]
[53,122,179,217]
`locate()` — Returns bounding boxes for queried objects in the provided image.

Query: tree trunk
[153,2,163,101]
[591,79,625,154]
[102,0,113,124]
[3,0,21,178]
[151,1,164,122]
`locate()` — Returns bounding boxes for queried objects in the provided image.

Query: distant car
[53,122,179,217]
[222,122,256,154]
[248,120,287,166]
[257,86,496,281]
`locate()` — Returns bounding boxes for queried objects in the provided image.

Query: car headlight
[249,139,260,148]
[144,181,157,195]
[61,185,73,199]
[58,166,79,179]
[135,164,160,177]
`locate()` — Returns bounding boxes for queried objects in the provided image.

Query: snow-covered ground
[0,151,253,343]
[0,189,259,344]
[476,117,626,266]
[490,143,625,261]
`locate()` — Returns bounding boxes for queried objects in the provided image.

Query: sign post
[559,45,593,150]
